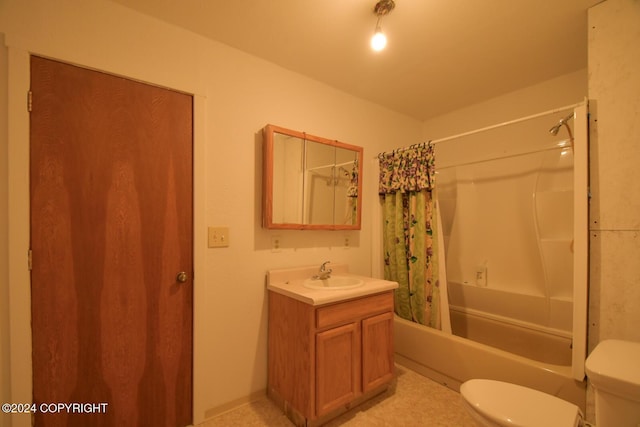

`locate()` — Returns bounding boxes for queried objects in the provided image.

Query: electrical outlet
[344,237,350,248]
[271,236,282,253]
[208,227,229,248]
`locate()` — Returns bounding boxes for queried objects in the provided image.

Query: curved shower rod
[373,100,586,158]
[430,101,584,146]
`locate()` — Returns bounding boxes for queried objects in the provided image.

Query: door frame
[7,48,206,427]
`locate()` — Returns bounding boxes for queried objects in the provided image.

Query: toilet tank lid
[585,339,640,397]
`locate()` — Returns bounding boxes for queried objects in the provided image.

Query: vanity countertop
[266,264,398,306]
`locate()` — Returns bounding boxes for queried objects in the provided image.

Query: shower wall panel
[437,118,574,330]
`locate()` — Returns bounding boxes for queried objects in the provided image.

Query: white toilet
[460,339,640,427]
[585,339,640,427]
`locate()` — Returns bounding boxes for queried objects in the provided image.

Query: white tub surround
[435,102,589,381]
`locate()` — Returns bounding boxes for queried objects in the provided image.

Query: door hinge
[28,249,32,270]
[27,90,33,112]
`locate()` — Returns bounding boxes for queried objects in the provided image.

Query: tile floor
[202,364,476,426]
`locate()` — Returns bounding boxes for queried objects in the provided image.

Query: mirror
[263,124,363,230]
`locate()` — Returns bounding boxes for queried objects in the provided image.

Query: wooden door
[362,312,394,393]
[315,323,360,416]
[30,56,193,427]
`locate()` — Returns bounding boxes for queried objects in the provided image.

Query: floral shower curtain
[378,143,443,328]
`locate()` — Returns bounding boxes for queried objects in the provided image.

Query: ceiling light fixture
[371,0,395,52]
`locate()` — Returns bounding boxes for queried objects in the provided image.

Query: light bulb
[370,30,387,51]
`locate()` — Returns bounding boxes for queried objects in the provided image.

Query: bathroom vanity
[266,265,398,426]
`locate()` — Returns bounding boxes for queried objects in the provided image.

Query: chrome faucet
[313,261,332,280]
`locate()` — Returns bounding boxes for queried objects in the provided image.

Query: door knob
[176,271,188,283]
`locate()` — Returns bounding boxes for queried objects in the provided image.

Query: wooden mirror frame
[262,124,363,230]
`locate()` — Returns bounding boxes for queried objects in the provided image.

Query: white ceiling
[110,0,601,121]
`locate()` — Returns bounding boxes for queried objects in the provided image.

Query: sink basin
[303,276,364,290]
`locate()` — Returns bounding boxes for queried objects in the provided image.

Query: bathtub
[394,316,586,412]
[449,306,572,366]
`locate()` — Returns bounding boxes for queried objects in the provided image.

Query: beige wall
[1,0,637,426]
[0,0,421,425]
[421,69,587,139]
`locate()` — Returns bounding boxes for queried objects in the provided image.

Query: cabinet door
[362,311,394,393]
[316,322,360,415]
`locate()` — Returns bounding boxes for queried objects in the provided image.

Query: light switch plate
[208,227,229,248]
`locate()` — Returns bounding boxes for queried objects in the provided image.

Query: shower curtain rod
[306,160,354,172]
[430,101,585,145]
[376,101,585,158]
